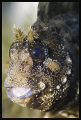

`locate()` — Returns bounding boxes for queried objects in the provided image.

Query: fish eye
[33,45,44,59]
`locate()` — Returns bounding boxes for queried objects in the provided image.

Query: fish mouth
[6,87,40,99]
[4,81,46,107]
[6,81,46,99]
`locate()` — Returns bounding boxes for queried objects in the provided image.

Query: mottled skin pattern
[4,2,79,118]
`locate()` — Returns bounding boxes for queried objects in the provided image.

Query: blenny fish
[4,2,79,118]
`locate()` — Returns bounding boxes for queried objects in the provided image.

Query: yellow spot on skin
[66,69,71,75]
[28,27,39,42]
[66,56,72,64]
[56,85,60,89]
[61,76,67,83]
[44,58,60,72]
[38,81,45,90]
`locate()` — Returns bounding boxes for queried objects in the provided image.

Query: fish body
[4,2,79,117]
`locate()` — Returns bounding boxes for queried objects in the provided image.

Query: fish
[4,2,79,117]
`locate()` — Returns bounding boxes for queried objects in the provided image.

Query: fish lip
[5,82,46,99]
[6,87,40,99]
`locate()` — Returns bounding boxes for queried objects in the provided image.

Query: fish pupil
[33,46,42,58]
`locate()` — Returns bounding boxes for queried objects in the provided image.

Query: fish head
[4,20,76,111]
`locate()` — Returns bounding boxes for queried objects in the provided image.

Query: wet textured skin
[4,2,79,118]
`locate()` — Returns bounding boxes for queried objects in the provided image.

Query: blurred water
[2,2,44,118]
